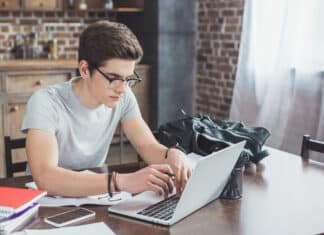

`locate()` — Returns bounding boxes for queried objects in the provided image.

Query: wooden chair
[4,136,27,177]
[301,134,324,160]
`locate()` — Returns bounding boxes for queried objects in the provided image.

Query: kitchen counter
[0,59,78,71]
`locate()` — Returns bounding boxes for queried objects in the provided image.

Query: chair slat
[301,134,324,160]
[4,136,27,177]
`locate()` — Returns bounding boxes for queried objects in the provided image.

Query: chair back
[4,136,27,177]
[301,134,324,160]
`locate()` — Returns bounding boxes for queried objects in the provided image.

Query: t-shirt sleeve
[120,88,141,122]
[21,89,59,134]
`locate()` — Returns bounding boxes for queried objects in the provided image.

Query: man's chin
[104,101,119,108]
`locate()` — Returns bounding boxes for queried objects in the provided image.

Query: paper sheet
[25,170,131,207]
[25,222,115,235]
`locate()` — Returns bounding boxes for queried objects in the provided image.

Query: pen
[165,172,176,178]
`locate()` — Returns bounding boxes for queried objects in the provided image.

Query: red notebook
[0,187,46,217]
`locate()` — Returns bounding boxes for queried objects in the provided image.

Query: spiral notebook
[0,187,46,218]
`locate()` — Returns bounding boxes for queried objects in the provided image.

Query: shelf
[0,7,143,13]
[67,7,143,12]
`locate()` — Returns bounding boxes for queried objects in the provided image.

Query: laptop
[108,141,245,226]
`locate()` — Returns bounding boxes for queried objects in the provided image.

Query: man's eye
[106,76,116,80]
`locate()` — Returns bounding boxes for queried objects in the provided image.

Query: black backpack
[156,114,271,199]
[157,114,270,164]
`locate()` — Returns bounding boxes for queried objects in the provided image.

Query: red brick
[217,64,232,72]
[222,10,235,17]
[228,1,244,8]
[1,25,9,32]
[53,33,71,38]
[0,12,9,17]
[226,17,240,24]
[225,25,237,32]
[20,19,38,25]
[43,18,61,23]
[56,26,65,31]
[0,18,15,23]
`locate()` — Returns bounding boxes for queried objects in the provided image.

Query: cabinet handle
[39,2,43,7]
[35,80,43,86]
[9,106,19,112]
[1,1,8,7]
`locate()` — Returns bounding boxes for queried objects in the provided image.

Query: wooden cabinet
[0,0,19,9]
[0,61,76,177]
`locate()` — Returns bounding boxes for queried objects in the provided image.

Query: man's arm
[26,129,108,197]
[122,117,167,164]
[122,117,192,195]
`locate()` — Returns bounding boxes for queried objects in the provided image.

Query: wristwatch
[165,143,186,159]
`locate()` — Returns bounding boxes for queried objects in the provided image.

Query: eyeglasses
[95,67,142,88]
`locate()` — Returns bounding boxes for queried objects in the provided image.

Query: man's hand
[164,148,192,196]
[117,164,175,198]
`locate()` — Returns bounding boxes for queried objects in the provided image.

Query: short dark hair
[78,20,143,74]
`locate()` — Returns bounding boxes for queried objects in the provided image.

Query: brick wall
[0,11,116,60]
[196,0,244,119]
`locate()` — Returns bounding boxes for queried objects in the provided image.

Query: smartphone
[44,208,95,227]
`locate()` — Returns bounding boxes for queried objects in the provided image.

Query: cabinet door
[3,98,28,176]
[0,103,4,178]
[23,0,61,10]
[0,0,19,9]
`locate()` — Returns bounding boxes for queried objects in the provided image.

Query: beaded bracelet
[112,172,120,192]
[107,173,113,197]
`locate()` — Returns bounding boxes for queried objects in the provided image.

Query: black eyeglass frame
[94,66,142,88]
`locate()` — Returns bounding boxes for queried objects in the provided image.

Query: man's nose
[115,81,127,93]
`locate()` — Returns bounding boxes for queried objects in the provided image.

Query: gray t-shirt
[21,77,141,172]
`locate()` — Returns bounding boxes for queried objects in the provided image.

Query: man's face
[87,58,136,108]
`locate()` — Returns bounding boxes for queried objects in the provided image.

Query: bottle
[49,39,58,60]
[103,0,113,9]
[79,0,87,10]
[68,0,74,9]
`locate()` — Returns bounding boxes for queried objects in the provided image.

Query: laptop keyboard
[137,195,179,221]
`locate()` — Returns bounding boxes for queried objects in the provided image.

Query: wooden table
[1,148,324,235]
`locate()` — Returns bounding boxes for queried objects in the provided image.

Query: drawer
[0,0,19,9]
[4,70,72,94]
[23,0,61,10]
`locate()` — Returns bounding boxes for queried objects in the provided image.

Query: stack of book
[0,187,46,234]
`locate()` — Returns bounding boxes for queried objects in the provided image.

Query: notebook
[108,141,245,226]
[0,187,46,218]
[0,203,39,234]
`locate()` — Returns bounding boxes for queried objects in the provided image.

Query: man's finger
[180,167,189,194]
[149,175,169,197]
[148,182,164,196]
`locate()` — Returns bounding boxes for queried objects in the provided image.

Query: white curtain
[230,0,324,159]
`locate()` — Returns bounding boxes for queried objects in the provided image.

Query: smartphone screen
[44,208,95,227]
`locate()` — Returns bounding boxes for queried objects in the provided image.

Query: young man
[21,21,191,198]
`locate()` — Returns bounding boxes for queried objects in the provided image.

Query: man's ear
[78,60,90,79]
